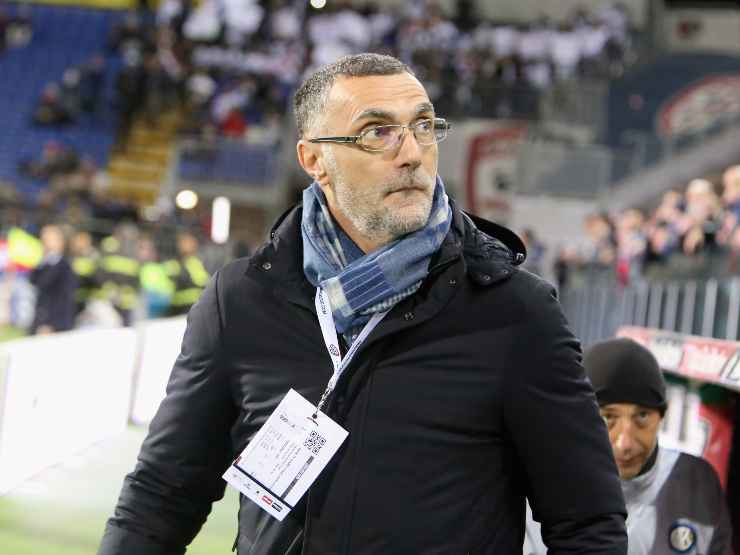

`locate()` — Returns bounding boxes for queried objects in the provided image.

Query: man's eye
[417,119,433,131]
[635,412,651,426]
[366,126,394,139]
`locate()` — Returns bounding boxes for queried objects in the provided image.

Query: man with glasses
[99,53,627,555]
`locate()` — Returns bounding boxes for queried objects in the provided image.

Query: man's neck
[635,444,659,479]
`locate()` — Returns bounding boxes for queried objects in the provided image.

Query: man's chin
[618,462,643,480]
[387,211,430,238]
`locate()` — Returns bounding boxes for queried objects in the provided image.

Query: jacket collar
[246,200,526,310]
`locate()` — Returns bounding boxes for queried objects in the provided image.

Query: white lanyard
[313,288,388,415]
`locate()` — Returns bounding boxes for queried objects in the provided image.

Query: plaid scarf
[302,177,451,336]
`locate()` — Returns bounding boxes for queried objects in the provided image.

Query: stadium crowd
[0,212,220,340]
[556,164,740,289]
[99,0,635,145]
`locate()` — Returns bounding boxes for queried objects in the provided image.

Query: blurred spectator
[69,230,100,316]
[454,0,476,33]
[267,0,302,42]
[726,225,740,275]
[79,54,106,113]
[60,66,82,120]
[550,22,581,80]
[597,1,631,76]
[644,221,679,271]
[4,4,32,48]
[183,0,222,43]
[684,178,722,248]
[520,228,545,276]
[615,208,646,285]
[108,11,149,56]
[718,165,740,245]
[29,224,78,334]
[221,0,264,47]
[157,0,184,29]
[0,5,8,53]
[18,141,80,180]
[98,224,141,325]
[164,231,209,316]
[33,82,75,126]
[114,48,146,146]
[138,234,173,318]
[585,211,618,269]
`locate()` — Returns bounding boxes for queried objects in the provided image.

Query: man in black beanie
[584,337,668,480]
[527,337,733,555]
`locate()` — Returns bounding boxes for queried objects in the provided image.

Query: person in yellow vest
[137,235,173,318]
[69,230,100,316]
[164,231,209,316]
[98,225,140,325]
[2,227,43,334]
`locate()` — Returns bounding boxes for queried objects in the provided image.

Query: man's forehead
[327,73,432,121]
[600,402,657,414]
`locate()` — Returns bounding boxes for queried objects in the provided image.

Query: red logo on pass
[261,495,273,506]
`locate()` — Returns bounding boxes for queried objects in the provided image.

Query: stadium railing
[560,269,740,347]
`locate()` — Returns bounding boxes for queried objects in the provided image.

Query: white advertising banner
[0,328,137,494]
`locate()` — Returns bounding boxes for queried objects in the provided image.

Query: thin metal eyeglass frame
[307,117,451,153]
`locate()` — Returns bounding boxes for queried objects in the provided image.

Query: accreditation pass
[223,389,348,521]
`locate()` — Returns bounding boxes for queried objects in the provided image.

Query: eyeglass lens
[361,119,447,150]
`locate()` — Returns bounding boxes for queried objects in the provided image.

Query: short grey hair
[293,53,414,138]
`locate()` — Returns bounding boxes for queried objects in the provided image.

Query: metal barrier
[561,275,740,347]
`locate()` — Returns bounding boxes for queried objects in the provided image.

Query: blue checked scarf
[302,177,452,337]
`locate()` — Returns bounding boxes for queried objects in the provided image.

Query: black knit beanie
[583,338,667,415]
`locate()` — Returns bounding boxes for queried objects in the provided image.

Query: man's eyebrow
[413,102,435,117]
[352,102,436,125]
[352,108,396,124]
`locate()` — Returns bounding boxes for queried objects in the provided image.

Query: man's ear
[297,140,327,184]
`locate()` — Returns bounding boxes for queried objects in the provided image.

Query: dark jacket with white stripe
[98,201,627,554]
[526,447,733,555]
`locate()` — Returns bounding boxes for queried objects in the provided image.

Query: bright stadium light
[310,0,326,9]
[175,189,198,210]
[211,196,231,244]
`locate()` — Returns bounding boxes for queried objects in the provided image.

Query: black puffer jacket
[99,202,627,555]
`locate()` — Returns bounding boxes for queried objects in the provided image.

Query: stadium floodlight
[211,196,231,244]
[175,189,199,210]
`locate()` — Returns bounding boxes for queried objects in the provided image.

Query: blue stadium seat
[0,5,124,199]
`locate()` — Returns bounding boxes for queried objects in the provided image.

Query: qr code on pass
[304,430,326,455]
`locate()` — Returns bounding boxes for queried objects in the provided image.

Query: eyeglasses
[308,117,451,153]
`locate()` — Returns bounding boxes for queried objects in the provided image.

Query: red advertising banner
[618,326,740,393]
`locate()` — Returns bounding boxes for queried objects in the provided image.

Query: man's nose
[394,127,423,169]
[614,425,635,454]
